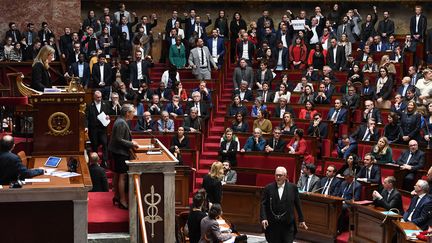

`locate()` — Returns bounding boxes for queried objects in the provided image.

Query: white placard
[97,112,110,127]
[292,20,305,30]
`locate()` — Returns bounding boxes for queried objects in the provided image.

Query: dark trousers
[265,221,295,243]
[89,127,108,162]
[403,172,416,191]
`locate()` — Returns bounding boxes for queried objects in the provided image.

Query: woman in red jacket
[289,37,307,70]
[286,128,314,163]
[298,101,318,120]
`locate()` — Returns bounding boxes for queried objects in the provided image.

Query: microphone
[311,186,326,194]
[143,129,160,151]
[381,208,400,226]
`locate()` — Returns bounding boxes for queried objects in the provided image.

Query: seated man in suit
[186,91,210,120]
[361,79,376,102]
[357,153,381,184]
[362,100,382,124]
[0,135,44,184]
[109,92,122,116]
[297,163,320,192]
[274,96,295,118]
[165,95,184,117]
[182,107,202,132]
[88,152,109,192]
[265,127,286,153]
[154,82,172,102]
[372,176,403,214]
[222,161,237,184]
[314,83,331,104]
[338,170,362,232]
[157,111,174,132]
[257,82,274,103]
[396,140,426,190]
[136,111,156,132]
[403,179,432,230]
[240,128,266,152]
[337,135,358,159]
[148,94,163,115]
[342,86,360,113]
[319,164,341,196]
[307,113,328,139]
[192,81,212,104]
[327,99,348,125]
[219,129,238,166]
[351,118,379,142]
[233,81,254,103]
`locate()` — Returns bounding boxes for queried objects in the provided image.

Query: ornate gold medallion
[46,112,72,136]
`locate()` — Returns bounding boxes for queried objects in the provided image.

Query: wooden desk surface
[1,155,91,190]
[128,138,176,163]
[394,221,424,243]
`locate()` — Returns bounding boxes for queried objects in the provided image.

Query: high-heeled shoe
[112,197,120,205]
[118,202,128,210]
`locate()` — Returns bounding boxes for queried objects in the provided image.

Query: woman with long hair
[338,33,352,60]
[202,161,225,204]
[299,100,318,120]
[287,129,314,163]
[307,43,327,70]
[171,126,190,149]
[371,137,393,164]
[336,154,360,178]
[171,81,188,101]
[375,67,393,109]
[231,112,249,133]
[289,37,308,70]
[253,110,272,134]
[384,112,403,144]
[347,63,364,84]
[229,12,247,63]
[400,100,422,143]
[227,95,248,117]
[273,83,291,103]
[214,10,229,38]
[298,85,315,104]
[31,45,55,91]
[263,48,276,70]
[280,112,297,135]
[379,54,396,74]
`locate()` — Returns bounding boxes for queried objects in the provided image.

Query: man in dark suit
[85,91,111,167]
[337,135,358,159]
[397,77,415,98]
[136,111,156,131]
[135,14,157,34]
[408,66,422,86]
[260,166,308,243]
[88,152,109,192]
[68,53,90,87]
[233,58,254,90]
[182,107,202,132]
[236,33,255,64]
[342,86,360,113]
[233,81,254,103]
[0,135,44,184]
[265,127,286,153]
[183,9,197,40]
[361,79,376,101]
[116,14,138,43]
[351,118,379,142]
[207,29,225,68]
[91,55,112,93]
[314,83,331,104]
[129,50,154,88]
[154,82,172,102]
[403,179,432,230]
[327,99,348,125]
[59,27,72,61]
[67,42,83,68]
[165,10,181,34]
[338,170,362,231]
[373,176,404,214]
[377,11,395,41]
[319,165,341,196]
[274,96,295,118]
[275,23,292,49]
[257,82,274,103]
[148,94,163,115]
[410,6,427,42]
[357,153,381,184]
[186,91,210,120]
[370,35,388,52]
[326,38,346,71]
[22,23,36,47]
[192,15,212,40]
[362,100,382,124]
[273,41,289,70]
[297,163,320,192]
[38,22,55,45]
[307,113,328,139]
[219,130,238,167]
[397,140,426,190]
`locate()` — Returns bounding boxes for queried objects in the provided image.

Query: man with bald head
[403,179,432,230]
[397,140,426,190]
[260,166,308,243]
[0,135,44,184]
[88,152,108,192]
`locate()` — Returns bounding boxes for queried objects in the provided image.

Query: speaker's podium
[127,138,178,243]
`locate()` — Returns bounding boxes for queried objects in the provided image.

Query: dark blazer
[274,106,295,119]
[351,124,379,142]
[89,163,109,192]
[362,107,382,124]
[92,63,112,88]
[257,90,274,103]
[273,47,289,69]
[260,181,304,234]
[338,181,362,200]
[236,41,255,61]
[375,77,394,100]
[275,31,292,48]
[31,62,52,91]
[266,138,286,152]
[182,116,202,132]
[135,20,157,34]
[400,112,422,141]
[357,164,381,184]
[206,37,225,57]
[361,86,376,102]
[165,102,184,116]
[326,108,348,124]
[68,62,90,87]
[307,122,328,139]
[219,140,238,166]
[0,151,43,184]
[186,102,210,120]
[129,60,154,88]
[116,17,138,42]
[202,174,222,203]
[85,101,111,129]
[396,150,425,172]
[373,189,404,214]
[341,93,360,111]
[255,69,273,88]
[171,135,189,149]
[185,18,212,40]
[108,117,134,157]
[233,89,254,102]
[410,14,427,39]
[6,29,22,44]
[403,195,432,230]
[37,30,55,44]
[319,177,341,196]
[377,19,395,37]
[232,66,254,90]
[326,45,346,71]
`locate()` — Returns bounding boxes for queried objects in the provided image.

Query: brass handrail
[134,174,149,243]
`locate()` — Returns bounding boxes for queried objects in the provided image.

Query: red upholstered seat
[0,97,28,106]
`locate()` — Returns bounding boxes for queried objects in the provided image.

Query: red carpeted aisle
[88,192,129,233]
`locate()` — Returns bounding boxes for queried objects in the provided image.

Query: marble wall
[0,0,81,41]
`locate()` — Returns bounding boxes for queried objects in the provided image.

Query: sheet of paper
[51,171,81,178]
[139,145,154,149]
[97,112,110,127]
[0,185,3,189]
[219,226,230,232]
[381,211,398,215]
[25,178,51,183]
[223,236,236,243]
[404,229,422,237]
[217,219,226,225]
[291,19,305,30]
[147,151,162,155]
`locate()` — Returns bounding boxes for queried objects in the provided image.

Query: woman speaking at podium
[31,45,55,92]
[109,103,139,209]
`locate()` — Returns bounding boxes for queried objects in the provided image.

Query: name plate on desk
[24,178,51,183]
[147,151,163,155]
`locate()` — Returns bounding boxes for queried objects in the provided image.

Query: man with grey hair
[372,176,403,214]
[182,107,202,132]
[403,179,432,230]
[88,152,109,192]
[233,58,254,90]
[397,139,425,190]
[241,128,266,152]
[233,80,253,102]
[260,166,308,243]
[186,91,209,120]
[157,111,174,132]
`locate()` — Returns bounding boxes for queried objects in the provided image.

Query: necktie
[363,129,370,141]
[303,176,310,191]
[342,184,351,199]
[377,44,381,51]
[201,48,204,65]
[274,139,278,148]
[332,109,339,121]
[323,179,330,195]
[408,197,421,221]
[164,121,167,130]
[387,190,392,201]
[406,152,413,164]
[263,92,267,102]
[365,87,369,94]
[367,168,370,180]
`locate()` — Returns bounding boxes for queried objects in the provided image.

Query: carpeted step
[336,231,349,243]
[210,126,225,133]
[204,142,221,150]
[88,192,129,233]
[200,151,218,159]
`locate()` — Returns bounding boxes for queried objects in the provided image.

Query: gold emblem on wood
[46,112,72,136]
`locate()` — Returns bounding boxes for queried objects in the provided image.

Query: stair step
[210,127,225,132]
[205,142,221,149]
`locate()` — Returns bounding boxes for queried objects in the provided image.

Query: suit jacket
[135,20,157,34]
[182,116,202,132]
[266,138,286,152]
[326,45,346,70]
[350,124,379,142]
[410,14,427,39]
[371,42,388,52]
[327,108,348,124]
[361,86,376,101]
[375,77,394,100]
[69,62,90,87]
[92,63,112,88]
[0,151,43,184]
[185,18,211,40]
[22,31,37,46]
[319,177,341,196]
[257,90,274,103]
[206,37,225,57]
[297,174,320,192]
[362,107,382,124]
[129,60,154,88]
[377,19,395,37]
[403,195,432,230]
[338,181,362,200]
[233,66,254,90]
[396,150,426,172]
[198,216,232,243]
[275,30,292,48]
[260,181,304,237]
[274,106,295,118]
[243,137,266,151]
[186,102,210,120]
[31,62,52,92]
[37,29,55,44]
[341,93,360,111]
[223,170,237,184]
[255,69,273,88]
[233,89,254,102]
[219,140,238,166]
[273,47,289,69]
[373,189,404,214]
[336,21,356,43]
[89,163,109,192]
[307,122,328,139]
[108,117,134,157]
[236,41,255,61]
[85,101,111,129]
[188,46,216,76]
[157,119,174,132]
[165,102,184,116]
[116,17,138,42]
[357,164,381,184]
